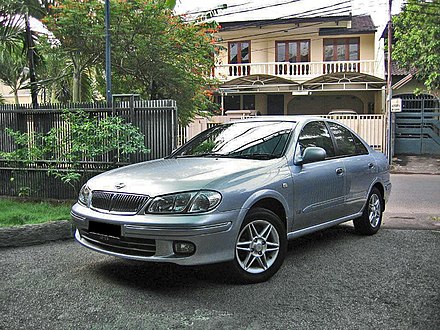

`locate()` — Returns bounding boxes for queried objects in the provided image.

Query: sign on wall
[391,98,402,112]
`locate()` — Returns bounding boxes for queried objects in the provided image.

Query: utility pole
[386,0,393,164]
[105,0,112,105]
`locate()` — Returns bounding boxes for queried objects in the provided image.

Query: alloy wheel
[368,193,381,228]
[235,219,280,274]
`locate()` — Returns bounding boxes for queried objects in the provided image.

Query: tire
[228,207,287,284]
[353,187,383,235]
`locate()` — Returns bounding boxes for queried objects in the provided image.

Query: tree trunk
[72,67,81,103]
[50,85,57,103]
[13,89,19,105]
[25,12,38,107]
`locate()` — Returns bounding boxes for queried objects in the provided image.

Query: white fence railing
[213,60,379,82]
[178,114,386,153]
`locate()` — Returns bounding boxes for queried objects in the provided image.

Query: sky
[175,0,404,28]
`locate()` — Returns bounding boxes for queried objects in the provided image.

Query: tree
[0,1,22,50]
[44,0,220,124]
[393,0,440,96]
[0,0,56,105]
[0,46,29,104]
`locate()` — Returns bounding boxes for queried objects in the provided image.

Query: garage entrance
[394,94,440,155]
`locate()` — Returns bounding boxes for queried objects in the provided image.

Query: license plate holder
[88,221,121,238]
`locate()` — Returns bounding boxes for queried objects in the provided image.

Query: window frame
[323,37,360,62]
[297,120,336,160]
[275,40,311,63]
[228,41,251,64]
[296,120,370,163]
[326,121,370,157]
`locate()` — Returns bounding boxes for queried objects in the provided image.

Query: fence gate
[394,94,440,155]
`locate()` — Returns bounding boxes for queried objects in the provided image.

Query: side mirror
[295,147,326,165]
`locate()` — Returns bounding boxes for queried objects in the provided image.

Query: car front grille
[80,229,156,257]
[91,191,149,215]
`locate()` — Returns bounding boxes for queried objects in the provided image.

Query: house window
[224,95,241,110]
[229,41,250,64]
[224,95,255,111]
[275,40,310,75]
[229,41,251,76]
[243,95,255,110]
[276,40,310,62]
[324,38,359,61]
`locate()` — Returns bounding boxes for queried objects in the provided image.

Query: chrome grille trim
[91,191,149,215]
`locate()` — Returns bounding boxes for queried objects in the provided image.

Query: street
[382,174,440,230]
[1,174,439,329]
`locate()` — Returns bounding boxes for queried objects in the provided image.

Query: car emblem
[115,182,126,189]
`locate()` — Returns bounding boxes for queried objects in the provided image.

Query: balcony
[213,60,381,83]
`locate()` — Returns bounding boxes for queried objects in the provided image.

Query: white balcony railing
[213,60,379,82]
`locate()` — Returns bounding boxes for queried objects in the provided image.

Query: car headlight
[147,190,221,214]
[78,184,91,207]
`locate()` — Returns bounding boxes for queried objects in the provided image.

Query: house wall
[249,90,382,115]
[217,27,377,64]
[215,19,385,116]
[0,83,32,104]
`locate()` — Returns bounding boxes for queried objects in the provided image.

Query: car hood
[87,157,286,196]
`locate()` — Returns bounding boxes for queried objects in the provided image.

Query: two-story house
[212,14,386,116]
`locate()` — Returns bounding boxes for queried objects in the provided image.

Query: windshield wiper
[174,153,228,158]
[229,153,278,160]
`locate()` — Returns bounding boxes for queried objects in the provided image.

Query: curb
[0,220,74,248]
[390,171,440,175]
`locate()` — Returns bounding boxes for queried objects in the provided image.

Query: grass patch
[0,198,72,227]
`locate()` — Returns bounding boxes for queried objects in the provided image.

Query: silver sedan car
[71,116,391,283]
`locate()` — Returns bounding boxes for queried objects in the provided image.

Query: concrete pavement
[391,155,440,175]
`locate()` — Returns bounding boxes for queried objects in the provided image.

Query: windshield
[171,121,296,160]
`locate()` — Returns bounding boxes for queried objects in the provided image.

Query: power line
[218,6,352,43]
[217,1,352,32]
[202,0,304,19]
[183,2,253,16]
[219,22,324,43]
[221,23,365,56]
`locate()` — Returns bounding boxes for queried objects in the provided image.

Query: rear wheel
[228,208,287,283]
[353,187,383,235]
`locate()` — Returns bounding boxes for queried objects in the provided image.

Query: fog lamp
[173,241,196,255]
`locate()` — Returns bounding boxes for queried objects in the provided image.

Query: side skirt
[287,212,362,240]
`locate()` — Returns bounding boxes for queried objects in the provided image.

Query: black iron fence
[0,100,177,199]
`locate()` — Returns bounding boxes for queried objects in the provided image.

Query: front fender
[235,189,292,230]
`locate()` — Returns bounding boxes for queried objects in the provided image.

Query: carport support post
[221,91,225,116]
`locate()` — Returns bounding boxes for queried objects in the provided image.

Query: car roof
[231,115,324,124]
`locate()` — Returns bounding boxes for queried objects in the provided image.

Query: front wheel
[228,208,287,284]
[353,187,383,235]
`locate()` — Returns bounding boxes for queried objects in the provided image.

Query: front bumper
[71,203,242,266]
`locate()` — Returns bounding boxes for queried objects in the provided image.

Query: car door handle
[368,163,375,169]
[336,168,344,175]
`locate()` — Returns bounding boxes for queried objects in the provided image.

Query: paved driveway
[1,173,439,329]
[1,227,439,329]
